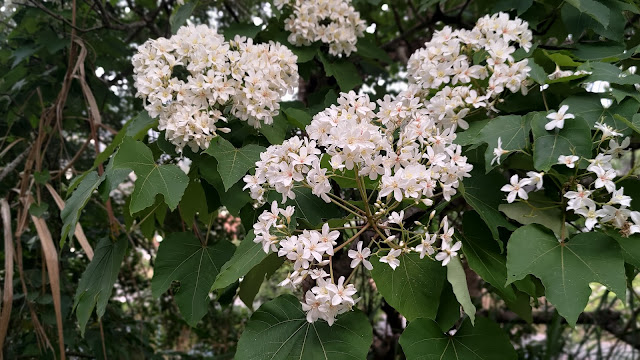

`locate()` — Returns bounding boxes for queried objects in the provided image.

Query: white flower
[501,174,531,203]
[380,249,402,270]
[545,105,574,130]
[435,241,462,266]
[558,155,579,168]
[415,234,437,259]
[575,205,600,230]
[491,137,509,165]
[592,165,616,193]
[526,171,544,190]
[565,185,595,211]
[388,211,404,226]
[348,241,373,270]
[609,188,632,207]
[594,122,622,139]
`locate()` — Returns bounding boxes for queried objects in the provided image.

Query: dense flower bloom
[274,0,366,56]
[132,25,298,152]
[405,12,532,131]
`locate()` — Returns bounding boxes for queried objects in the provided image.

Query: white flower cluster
[252,201,358,325]
[499,119,639,235]
[405,12,532,130]
[244,91,473,206]
[274,0,366,56]
[244,91,474,323]
[132,25,298,152]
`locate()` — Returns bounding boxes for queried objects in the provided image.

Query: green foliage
[151,232,235,326]
[400,317,517,360]
[61,171,105,245]
[531,115,592,172]
[73,237,128,335]
[506,225,626,326]
[371,253,446,321]
[112,138,189,214]
[204,137,265,191]
[477,115,531,171]
[446,257,476,324]
[236,294,373,359]
[461,168,516,247]
[212,231,268,290]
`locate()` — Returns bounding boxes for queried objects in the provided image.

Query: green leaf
[238,253,284,309]
[356,35,392,63]
[222,23,261,41]
[170,1,198,34]
[125,111,157,139]
[527,59,547,84]
[34,170,50,185]
[564,0,610,27]
[531,115,592,172]
[543,50,582,67]
[435,283,460,332]
[318,53,362,91]
[370,253,446,321]
[73,237,127,336]
[198,157,252,216]
[61,171,105,245]
[151,232,235,326]
[454,119,488,147]
[477,115,531,172]
[400,317,517,360]
[461,212,532,322]
[204,137,265,191]
[607,231,640,270]
[29,202,48,217]
[461,168,516,247]
[561,94,640,133]
[288,43,318,63]
[179,179,211,228]
[284,107,312,129]
[499,192,563,236]
[259,113,289,144]
[236,294,372,360]
[446,257,476,324]
[268,187,342,225]
[583,62,640,85]
[113,138,189,214]
[506,225,626,326]
[212,231,268,290]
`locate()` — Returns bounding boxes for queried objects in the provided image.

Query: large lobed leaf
[370,253,446,321]
[400,317,517,360]
[211,231,268,290]
[235,294,372,360]
[461,168,515,247]
[204,137,265,191]
[506,224,626,326]
[112,138,189,214]
[151,232,235,326]
[531,114,592,172]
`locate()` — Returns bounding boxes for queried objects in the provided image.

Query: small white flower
[545,105,574,130]
[491,137,509,165]
[435,241,462,266]
[526,171,544,190]
[388,211,404,226]
[500,174,531,203]
[379,248,402,270]
[558,155,579,168]
[348,241,373,270]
